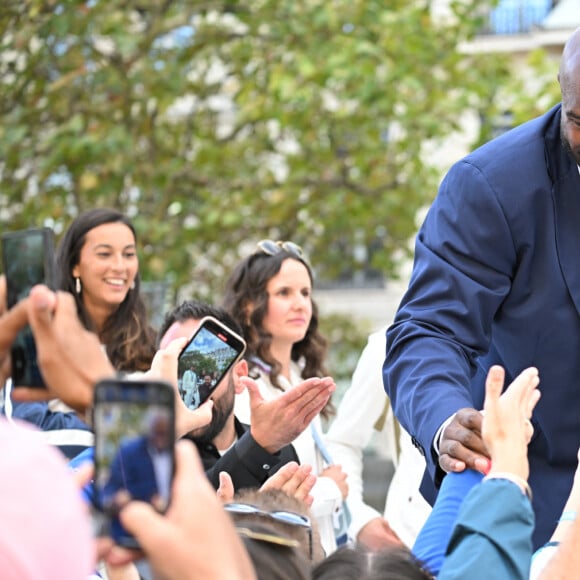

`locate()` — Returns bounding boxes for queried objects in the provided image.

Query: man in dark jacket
[384,27,580,549]
[158,300,334,491]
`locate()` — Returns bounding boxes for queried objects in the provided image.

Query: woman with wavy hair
[222,239,347,557]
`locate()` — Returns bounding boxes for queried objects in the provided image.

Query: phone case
[177,316,246,411]
[92,379,176,549]
[1,227,56,387]
[1,227,56,307]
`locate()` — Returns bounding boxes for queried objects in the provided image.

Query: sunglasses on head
[224,502,313,559]
[254,239,307,262]
[236,525,301,549]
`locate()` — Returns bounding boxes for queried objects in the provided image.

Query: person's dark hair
[157,300,242,347]
[221,250,331,417]
[312,544,434,580]
[56,208,156,372]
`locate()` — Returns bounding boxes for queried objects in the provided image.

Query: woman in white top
[222,239,348,556]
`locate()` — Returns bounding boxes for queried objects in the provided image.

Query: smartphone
[92,378,176,549]
[177,316,246,410]
[1,227,56,388]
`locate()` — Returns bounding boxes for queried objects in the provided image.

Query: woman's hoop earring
[75,277,82,294]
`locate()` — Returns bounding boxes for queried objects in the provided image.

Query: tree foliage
[0,0,526,295]
[0,2,563,382]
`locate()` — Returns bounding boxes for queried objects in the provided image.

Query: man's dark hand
[438,408,491,474]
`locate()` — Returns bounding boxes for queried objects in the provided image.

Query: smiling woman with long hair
[56,208,156,372]
[7,209,156,461]
[222,239,347,556]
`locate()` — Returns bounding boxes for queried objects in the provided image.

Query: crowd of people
[2,23,580,580]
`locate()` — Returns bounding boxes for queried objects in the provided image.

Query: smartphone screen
[177,316,246,410]
[93,379,175,549]
[1,227,56,388]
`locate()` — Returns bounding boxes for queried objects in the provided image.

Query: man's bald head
[559,28,580,166]
[559,27,580,102]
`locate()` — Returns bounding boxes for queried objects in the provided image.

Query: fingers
[260,462,316,505]
[0,274,6,315]
[0,298,29,352]
[260,462,300,492]
[285,466,316,504]
[438,408,490,474]
[27,285,57,332]
[176,399,213,438]
[281,377,335,404]
[148,337,187,384]
[217,471,234,504]
[98,538,143,578]
[485,366,540,424]
[118,501,168,553]
[499,367,539,405]
[120,441,201,550]
[279,378,334,418]
[528,389,541,419]
[242,376,264,404]
[296,388,332,425]
[481,365,541,480]
[438,451,490,474]
[438,453,466,473]
[261,461,300,489]
[10,387,52,403]
[484,364,505,408]
[94,537,117,563]
[169,440,204,506]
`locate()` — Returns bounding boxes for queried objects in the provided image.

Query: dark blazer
[194,417,300,491]
[385,104,580,548]
[102,436,162,505]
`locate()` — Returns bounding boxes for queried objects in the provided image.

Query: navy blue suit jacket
[384,104,580,548]
[103,436,162,504]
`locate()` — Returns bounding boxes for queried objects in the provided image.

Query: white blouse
[234,360,343,556]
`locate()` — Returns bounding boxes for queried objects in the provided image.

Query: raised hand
[260,461,316,507]
[15,285,114,414]
[242,375,335,453]
[482,365,540,480]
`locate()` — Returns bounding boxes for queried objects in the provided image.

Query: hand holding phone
[177,316,246,411]
[1,227,56,388]
[93,378,176,549]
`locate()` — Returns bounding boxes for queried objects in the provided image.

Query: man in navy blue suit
[102,412,172,514]
[384,27,580,549]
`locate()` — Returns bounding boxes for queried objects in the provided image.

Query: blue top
[439,477,534,579]
[413,469,483,575]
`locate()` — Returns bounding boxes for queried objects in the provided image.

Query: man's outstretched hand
[438,408,490,475]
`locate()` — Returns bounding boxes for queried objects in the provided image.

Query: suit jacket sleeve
[384,158,515,478]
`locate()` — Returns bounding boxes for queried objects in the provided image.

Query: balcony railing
[479,0,555,35]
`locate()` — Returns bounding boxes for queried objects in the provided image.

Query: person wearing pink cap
[0,418,94,579]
